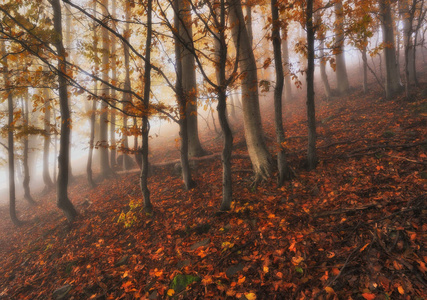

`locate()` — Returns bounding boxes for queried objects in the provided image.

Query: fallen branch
[386,154,427,165]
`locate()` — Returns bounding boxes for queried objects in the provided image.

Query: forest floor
[0,81,426,299]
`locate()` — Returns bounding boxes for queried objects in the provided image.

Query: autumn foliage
[0,78,426,299]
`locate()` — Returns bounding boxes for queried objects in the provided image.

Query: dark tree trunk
[2,41,20,225]
[109,0,117,167]
[379,0,402,99]
[140,0,153,212]
[174,0,195,190]
[99,0,112,178]
[51,0,78,222]
[362,45,369,93]
[306,0,317,170]
[177,0,206,157]
[214,0,233,211]
[22,91,35,204]
[245,2,253,48]
[271,0,293,186]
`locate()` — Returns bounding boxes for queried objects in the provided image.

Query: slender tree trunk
[362,45,369,93]
[334,0,350,94]
[42,86,54,190]
[2,41,20,225]
[87,0,98,187]
[379,0,402,99]
[210,0,233,211]
[306,0,317,170]
[99,0,112,178]
[229,0,273,182]
[122,0,132,170]
[281,37,293,102]
[177,0,206,157]
[51,0,78,222]
[140,0,153,212]
[174,0,195,190]
[53,108,58,183]
[109,0,117,167]
[271,0,293,186]
[21,90,35,204]
[64,3,74,182]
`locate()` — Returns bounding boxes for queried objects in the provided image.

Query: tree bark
[21,88,35,204]
[174,0,195,190]
[271,0,293,186]
[109,0,117,167]
[229,0,273,181]
[245,1,253,48]
[177,0,206,157]
[379,0,402,99]
[99,0,112,178]
[51,0,78,222]
[362,45,369,93]
[306,0,317,170]
[2,41,20,225]
[122,0,132,170]
[334,0,350,94]
[87,0,98,188]
[140,0,153,212]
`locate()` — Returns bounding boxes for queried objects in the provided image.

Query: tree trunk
[362,45,369,93]
[271,0,293,186]
[21,89,35,204]
[177,0,206,157]
[109,0,117,167]
[42,85,54,190]
[379,0,402,99]
[229,0,273,181]
[306,0,317,170]
[174,0,195,190]
[51,0,78,222]
[211,1,234,211]
[334,0,350,94]
[140,0,153,212]
[87,0,98,188]
[122,0,132,170]
[281,37,293,102]
[245,2,253,48]
[99,0,112,178]
[2,41,20,225]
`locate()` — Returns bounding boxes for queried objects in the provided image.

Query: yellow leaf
[263,266,269,273]
[324,286,335,294]
[245,292,257,300]
[398,285,404,294]
[167,289,175,296]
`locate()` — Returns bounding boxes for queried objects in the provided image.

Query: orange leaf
[362,293,376,300]
[398,285,405,294]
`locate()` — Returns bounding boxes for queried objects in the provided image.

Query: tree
[99,0,113,178]
[177,0,207,158]
[315,9,332,100]
[229,0,273,182]
[140,0,153,212]
[334,0,350,94]
[174,0,196,190]
[51,0,78,222]
[20,78,36,205]
[306,0,317,170]
[109,0,117,167]
[379,0,402,99]
[87,0,98,188]
[271,0,294,185]
[1,40,20,225]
